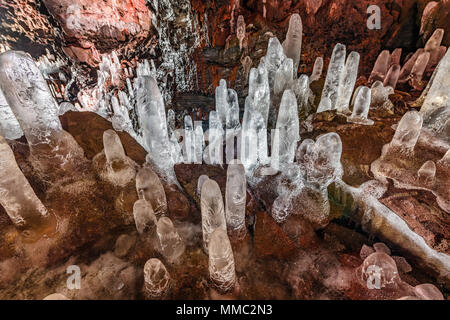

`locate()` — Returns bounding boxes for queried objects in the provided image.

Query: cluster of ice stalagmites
[93,130,137,187]
[370,29,446,90]
[0,50,85,177]
[371,111,449,212]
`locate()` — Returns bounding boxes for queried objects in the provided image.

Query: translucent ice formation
[99,130,137,187]
[298,133,343,188]
[282,14,303,75]
[206,111,224,165]
[409,51,430,89]
[197,175,209,198]
[0,51,61,143]
[167,109,183,164]
[247,66,271,127]
[389,48,402,68]
[208,228,236,292]
[413,283,444,300]
[420,48,449,119]
[274,58,294,96]
[399,49,424,83]
[383,64,401,90]
[347,86,374,125]
[336,51,360,113]
[136,167,167,216]
[310,57,323,82]
[259,37,287,91]
[0,50,84,175]
[215,80,240,130]
[200,179,227,252]
[143,258,171,299]
[370,81,394,110]
[0,88,23,140]
[317,97,332,113]
[424,29,444,69]
[135,76,175,182]
[321,43,346,109]
[225,159,247,236]
[292,74,312,114]
[391,111,423,153]
[360,252,400,289]
[194,124,205,164]
[271,90,299,170]
[0,135,49,229]
[369,50,390,83]
[183,115,195,164]
[156,217,185,263]
[133,200,157,235]
[417,160,436,183]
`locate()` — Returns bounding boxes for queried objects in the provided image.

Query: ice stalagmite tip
[282,13,303,77]
[208,228,236,293]
[201,179,227,253]
[391,111,423,153]
[336,51,360,114]
[96,130,137,187]
[348,86,374,125]
[321,43,346,109]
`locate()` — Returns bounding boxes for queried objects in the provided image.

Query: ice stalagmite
[409,52,430,89]
[391,111,423,153]
[399,49,424,82]
[383,64,401,89]
[248,66,271,127]
[259,38,286,91]
[282,13,303,76]
[370,81,394,110]
[310,57,323,82]
[156,217,185,263]
[420,48,449,118]
[111,96,133,134]
[293,74,311,113]
[321,43,346,109]
[201,179,227,252]
[274,58,294,96]
[135,76,175,182]
[0,88,23,140]
[167,109,183,164]
[424,29,444,68]
[133,200,157,235]
[98,130,136,187]
[236,15,246,50]
[348,86,374,125]
[136,167,167,216]
[225,159,246,237]
[271,90,299,170]
[208,228,236,292]
[207,111,224,165]
[336,51,360,113]
[194,124,205,164]
[183,115,195,164]
[389,48,402,68]
[0,51,84,175]
[418,160,436,183]
[143,258,171,299]
[215,80,240,130]
[0,135,50,231]
[369,50,390,83]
